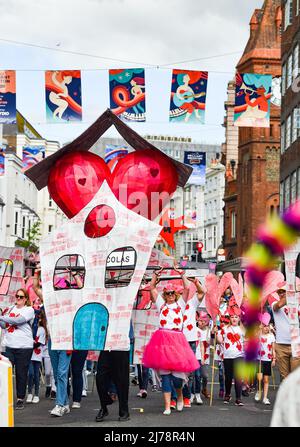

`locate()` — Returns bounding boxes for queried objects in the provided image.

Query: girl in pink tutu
[142,268,199,415]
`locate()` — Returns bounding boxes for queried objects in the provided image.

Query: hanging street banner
[0,146,5,176]
[22,146,46,172]
[45,70,82,123]
[104,145,129,172]
[234,73,272,127]
[169,70,208,124]
[184,151,206,185]
[109,68,146,122]
[0,71,16,124]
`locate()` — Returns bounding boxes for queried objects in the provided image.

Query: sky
[0,0,264,146]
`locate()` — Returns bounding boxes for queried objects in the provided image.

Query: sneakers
[32,396,40,404]
[190,393,195,404]
[170,399,177,409]
[183,397,191,408]
[137,389,147,398]
[163,409,171,415]
[72,402,81,409]
[254,391,261,402]
[64,405,70,414]
[235,400,244,406]
[82,389,87,397]
[195,394,203,405]
[242,389,249,397]
[151,385,159,392]
[263,397,271,405]
[15,399,24,410]
[177,399,184,411]
[50,405,67,417]
[95,408,108,422]
[223,395,231,404]
[45,386,51,398]
[219,390,224,399]
[50,390,56,400]
[86,370,92,376]
[202,389,210,399]
[26,394,33,403]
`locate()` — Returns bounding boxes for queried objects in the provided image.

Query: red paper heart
[34,348,41,355]
[185,304,190,310]
[225,343,230,350]
[48,152,111,218]
[183,315,187,322]
[261,338,267,343]
[84,205,116,238]
[160,319,167,327]
[268,353,272,359]
[173,318,181,325]
[267,344,272,351]
[111,149,178,220]
[174,307,181,314]
[162,309,169,317]
[204,354,209,360]
[187,324,193,331]
[260,350,266,356]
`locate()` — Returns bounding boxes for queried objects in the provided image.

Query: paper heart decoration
[225,343,230,350]
[160,319,167,327]
[183,315,188,322]
[204,354,209,360]
[173,318,181,325]
[268,353,272,359]
[267,344,272,351]
[162,308,169,317]
[261,338,267,343]
[34,348,41,355]
[260,350,266,356]
[185,304,190,311]
[187,324,193,331]
[48,149,178,221]
[174,308,181,314]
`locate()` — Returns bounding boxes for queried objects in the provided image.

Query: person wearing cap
[255,312,276,405]
[142,267,199,415]
[271,286,300,381]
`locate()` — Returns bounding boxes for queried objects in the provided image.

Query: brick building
[281,0,300,210]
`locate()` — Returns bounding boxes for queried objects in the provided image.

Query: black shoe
[95,408,109,422]
[50,390,56,400]
[16,399,24,410]
[118,413,130,421]
[45,386,51,398]
[242,389,249,397]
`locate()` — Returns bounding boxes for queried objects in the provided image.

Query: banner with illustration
[0,146,5,176]
[45,70,82,123]
[169,70,208,124]
[0,247,25,308]
[0,71,16,124]
[22,146,45,172]
[109,68,146,122]
[234,73,272,127]
[104,145,128,172]
[184,151,206,185]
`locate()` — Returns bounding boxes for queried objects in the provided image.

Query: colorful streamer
[22,146,45,172]
[0,70,16,124]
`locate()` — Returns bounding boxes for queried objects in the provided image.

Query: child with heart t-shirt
[217,314,245,406]
[255,312,276,405]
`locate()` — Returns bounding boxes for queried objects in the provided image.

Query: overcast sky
[0,0,263,146]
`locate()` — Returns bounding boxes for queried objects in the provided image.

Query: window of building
[281,122,286,154]
[14,211,18,236]
[282,62,287,95]
[105,247,137,288]
[284,176,291,209]
[204,229,207,251]
[284,0,293,30]
[287,53,293,88]
[292,109,298,142]
[293,44,299,79]
[48,225,53,233]
[297,0,300,15]
[280,181,284,212]
[286,115,292,149]
[49,195,53,208]
[231,211,236,239]
[53,254,85,290]
[22,216,26,239]
[298,168,300,198]
[213,226,217,250]
[291,171,297,204]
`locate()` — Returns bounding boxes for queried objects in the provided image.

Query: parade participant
[217,313,245,406]
[26,308,47,404]
[69,350,88,409]
[136,364,150,398]
[213,315,225,399]
[0,288,34,410]
[271,286,300,381]
[142,268,199,415]
[196,311,211,401]
[255,312,276,405]
[271,366,300,427]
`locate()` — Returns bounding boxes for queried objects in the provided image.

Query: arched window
[105,247,137,288]
[53,254,85,290]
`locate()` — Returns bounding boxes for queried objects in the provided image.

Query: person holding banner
[0,289,34,410]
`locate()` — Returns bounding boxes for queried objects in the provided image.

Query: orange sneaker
[183,397,191,408]
[170,400,177,409]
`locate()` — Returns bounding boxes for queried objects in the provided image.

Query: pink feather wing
[204,274,220,322]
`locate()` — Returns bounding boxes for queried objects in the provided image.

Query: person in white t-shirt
[217,314,245,406]
[0,288,34,410]
[254,312,276,405]
[272,287,300,381]
[271,366,300,427]
[26,308,47,404]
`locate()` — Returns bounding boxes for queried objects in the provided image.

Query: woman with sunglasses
[0,288,35,410]
[142,268,199,415]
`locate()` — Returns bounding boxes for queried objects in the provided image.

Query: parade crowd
[0,260,298,423]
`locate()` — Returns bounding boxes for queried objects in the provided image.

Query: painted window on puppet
[0,259,13,295]
[105,247,137,288]
[53,254,85,290]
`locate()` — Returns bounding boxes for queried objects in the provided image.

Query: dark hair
[38,308,49,341]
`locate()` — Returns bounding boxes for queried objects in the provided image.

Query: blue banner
[184,151,206,185]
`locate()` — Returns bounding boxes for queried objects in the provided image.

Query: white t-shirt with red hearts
[156,295,185,331]
[221,325,244,359]
[257,332,275,362]
[196,327,211,364]
[271,303,291,344]
[178,295,199,342]
[2,306,34,349]
[31,326,46,362]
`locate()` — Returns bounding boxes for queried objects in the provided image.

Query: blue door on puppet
[73,303,109,350]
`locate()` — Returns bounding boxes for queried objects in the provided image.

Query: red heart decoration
[173,318,181,325]
[268,353,272,359]
[34,348,41,355]
[260,350,266,356]
[261,338,267,343]
[174,307,181,314]
[204,354,209,360]
[183,315,187,322]
[185,304,190,310]
[111,149,178,220]
[84,205,116,238]
[160,319,167,327]
[225,343,230,350]
[162,309,169,317]
[48,152,111,218]
[187,324,193,331]
[267,344,272,351]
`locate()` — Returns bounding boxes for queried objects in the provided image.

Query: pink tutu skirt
[142,329,199,373]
